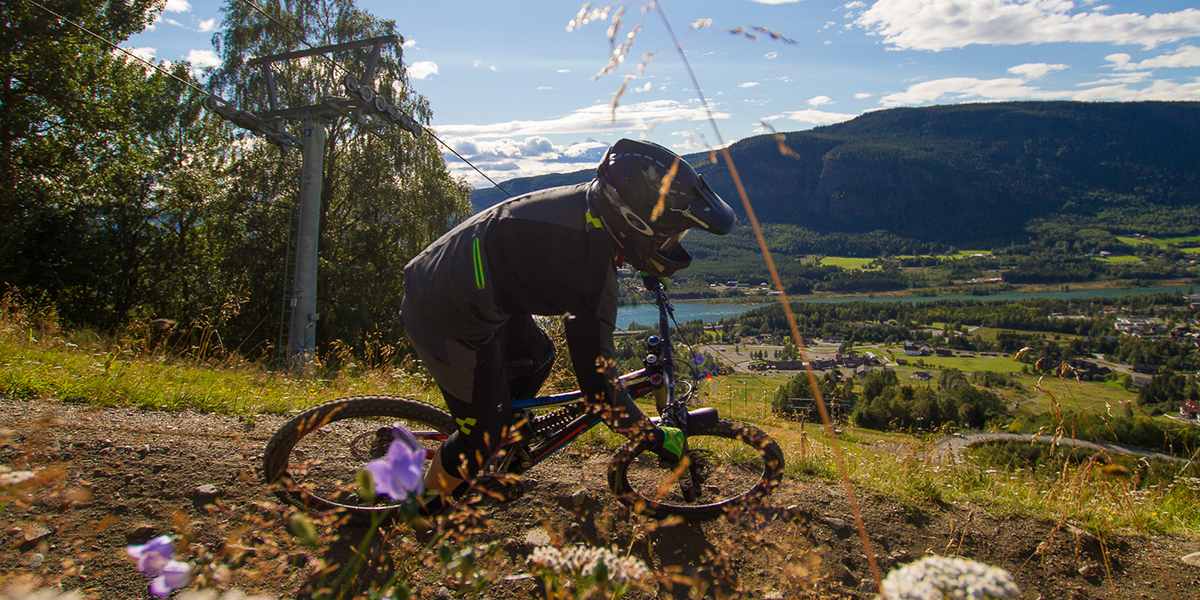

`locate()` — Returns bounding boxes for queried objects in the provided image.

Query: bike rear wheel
[262,395,454,519]
[607,419,784,520]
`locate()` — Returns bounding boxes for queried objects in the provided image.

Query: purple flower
[127,535,191,598]
[149,560,191,598]
[364,427,425,501]
[692,353,706,366]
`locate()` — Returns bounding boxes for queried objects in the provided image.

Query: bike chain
[530,403,586,438]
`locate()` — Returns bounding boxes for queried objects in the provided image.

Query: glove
[657,425,684,460]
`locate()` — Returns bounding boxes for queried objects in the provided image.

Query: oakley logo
[619,205,656,236]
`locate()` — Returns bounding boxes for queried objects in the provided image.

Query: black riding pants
[434,315,554,479]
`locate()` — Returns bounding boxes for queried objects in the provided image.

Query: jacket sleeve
[564,267,649,433]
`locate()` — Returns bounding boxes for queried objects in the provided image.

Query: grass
[1098,254,1142,265]
[815,250,994,272]
[817,256,878,271]
[859,343,1136,416]
[1117,234,1200,249]
[0,331,442,415]
[2,312,1193,536]
[972,326,1083,343]
[692,373,1199,535]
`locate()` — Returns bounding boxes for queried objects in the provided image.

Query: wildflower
[127,535,192,598]
[529,544,650,585]
[0,585,83,600]
[0,469,35,486]
[177,591,276,600]
[364,426,425,501]
[880,555,1019,600]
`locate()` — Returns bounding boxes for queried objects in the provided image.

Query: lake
[615,284,1194,329]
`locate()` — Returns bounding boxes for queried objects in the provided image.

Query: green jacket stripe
[472,237,486,289]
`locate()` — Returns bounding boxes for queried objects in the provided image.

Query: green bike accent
[456,417,477,435]
[584,210,604,230]
[471,237,485,290]
[659,426,684,459]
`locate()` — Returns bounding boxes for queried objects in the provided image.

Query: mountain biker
[401,138,736,507]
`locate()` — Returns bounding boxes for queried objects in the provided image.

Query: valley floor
[3,397,1198,599]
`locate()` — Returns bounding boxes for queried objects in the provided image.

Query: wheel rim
[617,428,777,514]
[279,415,448,513]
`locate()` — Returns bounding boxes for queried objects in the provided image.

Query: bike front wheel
[607,419,784,520]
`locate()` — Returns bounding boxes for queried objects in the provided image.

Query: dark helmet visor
[688,175,737,235]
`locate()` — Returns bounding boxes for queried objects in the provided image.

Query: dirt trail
[2,397,1198,599]
[933,432,1193,465]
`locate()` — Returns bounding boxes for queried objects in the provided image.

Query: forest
[1,0,470,363]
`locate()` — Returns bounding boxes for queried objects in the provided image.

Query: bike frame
[416,277,699,470]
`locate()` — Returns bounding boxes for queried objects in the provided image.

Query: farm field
[1117,234,1200,249]
[814,250,995,272]
[1099,254,1142,264]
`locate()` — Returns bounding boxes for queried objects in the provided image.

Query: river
[614,284,1193,329]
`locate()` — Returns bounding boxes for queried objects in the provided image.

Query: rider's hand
[649,425,685,467]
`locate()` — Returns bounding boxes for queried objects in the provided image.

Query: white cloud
[1007,62,1069,80]
[879,76,1053,107]
[185,49,220,69]
[402,39,417,49]
[409,61,439,80]
[444,137,610,186]
[1105,53,1132,69]
[691,18,713,30]
[856,0,1200,51]
[128,47,157,62]
[434,100,729,140]
[1069,77,1200,102]
[845,1,866,9]
[634,81,653,93]
[536,85,554,91]
[197,18,217,32]
[807,95,833,106]
[738,81,760,88]
[1108,45,1200,71]
[489,65,498,72]
[750,0,802,4]
[767,109,859,128]
[853,92,873,99]
[556,68,572,73]
[879,70,1200,107]
[521,137,556,156]
[164,0,191,13]
[1077,71,1151,87]
[764,51,779,60]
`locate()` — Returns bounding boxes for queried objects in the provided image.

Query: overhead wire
[653,0,884,592]
[26,0,511,199]
[24,0,214,100]
[234,0,511,197]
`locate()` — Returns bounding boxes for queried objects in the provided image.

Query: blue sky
[131,0,1200,186]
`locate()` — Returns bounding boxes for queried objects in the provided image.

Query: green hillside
[470,101,1200,243]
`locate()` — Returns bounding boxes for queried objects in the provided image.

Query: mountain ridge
[469,101,1200,242]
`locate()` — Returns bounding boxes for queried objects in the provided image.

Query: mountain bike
[262,277,784,521]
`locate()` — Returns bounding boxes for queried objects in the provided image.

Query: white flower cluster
[0,587,82,600]
[1177,477,1200,493]
[529,544,650,584]
[0,466,36,486]
[880,556,1019,600]
[178,592,276,600]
